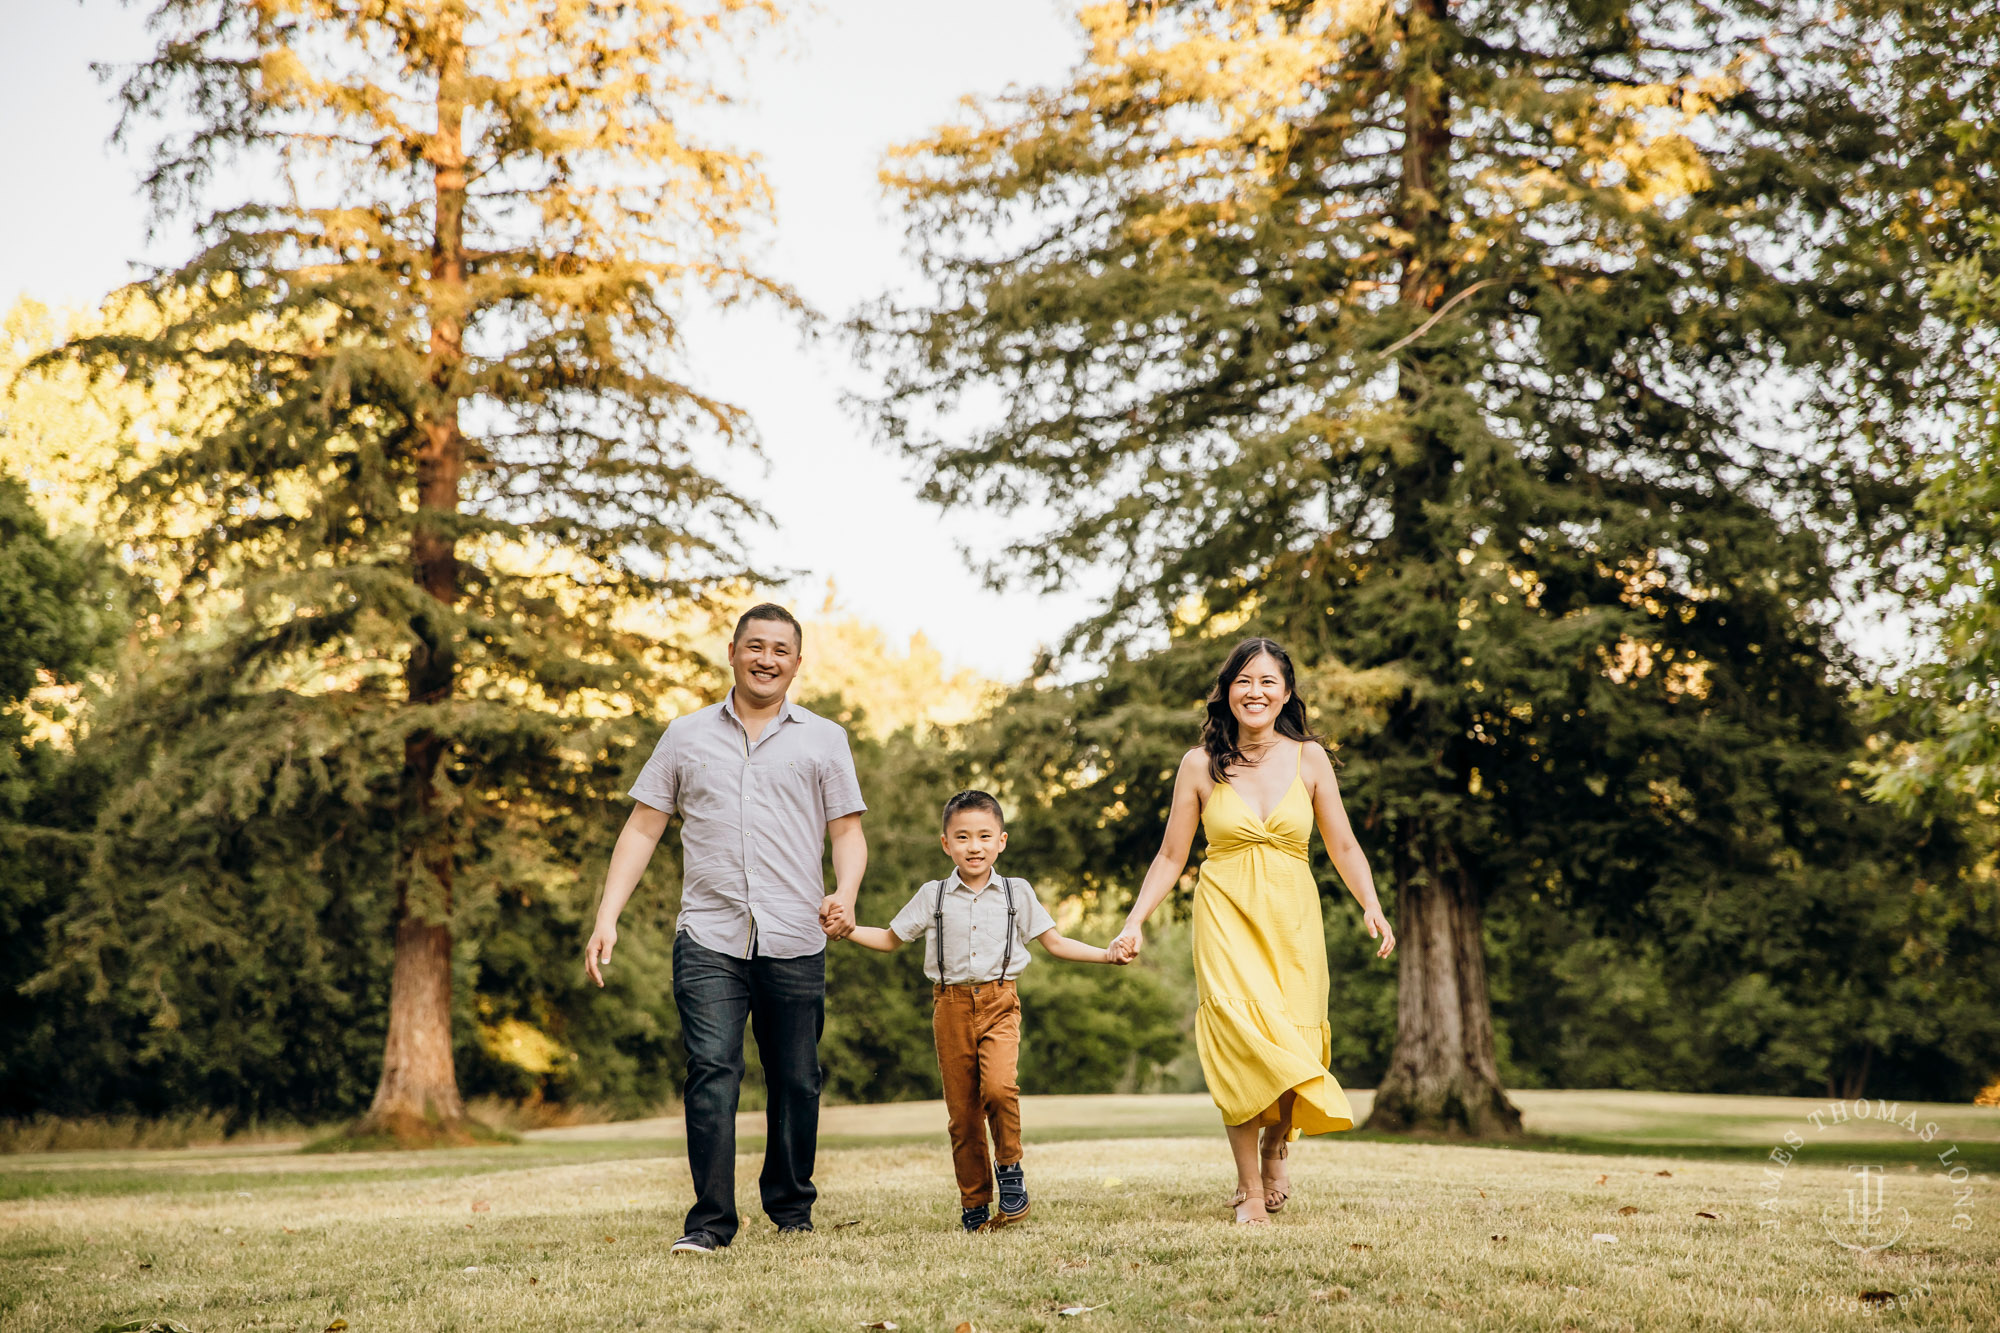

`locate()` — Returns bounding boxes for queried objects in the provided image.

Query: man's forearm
[598,806,669,926]
[828,817,867,904]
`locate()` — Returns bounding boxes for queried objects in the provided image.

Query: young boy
[845,789,1123,1232]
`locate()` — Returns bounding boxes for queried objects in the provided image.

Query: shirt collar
[721,691,801,729]
[945,868,1004,895]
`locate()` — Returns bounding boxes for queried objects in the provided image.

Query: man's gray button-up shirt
[628,694,866,959]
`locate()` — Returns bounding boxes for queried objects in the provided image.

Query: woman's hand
[585,922,618,987]
[1363,907,1396,959]
[1107,927,1144,965]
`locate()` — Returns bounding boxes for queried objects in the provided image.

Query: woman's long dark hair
[1200,637,1318,782]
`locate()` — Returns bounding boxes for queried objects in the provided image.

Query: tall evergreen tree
[863,1,1979,1132]
[50,0,787,1141]
[1861,3,2000,814]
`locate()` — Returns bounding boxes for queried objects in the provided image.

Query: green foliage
[859,0,1999,1102]
[24,0,789,1120]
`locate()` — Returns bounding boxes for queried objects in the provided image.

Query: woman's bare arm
[1107,749,1210,962]
[1303,742,1395,959]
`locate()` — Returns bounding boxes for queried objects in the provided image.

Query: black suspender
[998,877,1017,981]
[933,875,1018,985]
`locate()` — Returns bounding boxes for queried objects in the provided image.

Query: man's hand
[1107,927,1143,965]
[819,894,856,940]
[585,922,618,987]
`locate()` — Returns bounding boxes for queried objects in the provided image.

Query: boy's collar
[945,867,1003,893]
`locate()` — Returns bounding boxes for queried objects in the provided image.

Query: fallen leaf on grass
[1490,1235,1506,1243]
[954,1323,977,1333]
[1592,1174,1608,1186]
[529,1277,539,1286]
[471,1201,490,1213]
[1655,1170,1672,1178]
[281,1228,298,1235]
[326,1321,348,1332]
[833,1219,862,1230]
[1477,1189,1486,1198]
[602,1236,617,1244]
[1310,1286,1353,1303]
[1057,1304,1108,1317]
[1694,1211,1718,1220]
[137,1262,153,1270]
[1859,1291,1896,1306]
[463,1224,474,1231]
[1101,1176,1123,1188]
[1590,1233,1618,1244]
[1058,1258,1090,1272]
[1348,1242,1372,1251]
[1617,1206,1639,1216]
[858,1323,897,1330]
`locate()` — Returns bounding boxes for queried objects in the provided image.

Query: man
[586,603,866,1254]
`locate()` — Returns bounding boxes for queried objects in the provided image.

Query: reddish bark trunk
[1363,1,1521,1139]
[1365,840,1522,1137]
[357,10,472,1145]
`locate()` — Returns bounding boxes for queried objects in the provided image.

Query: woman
[1108,638,1394,1225]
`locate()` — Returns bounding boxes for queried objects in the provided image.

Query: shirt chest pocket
[752,756,818,810]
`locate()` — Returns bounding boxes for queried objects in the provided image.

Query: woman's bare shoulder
[1301,739,1341,783]
[1176,747,1215,797]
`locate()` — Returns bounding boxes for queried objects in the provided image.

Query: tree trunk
[357,7,472,1145]
[1357,0,1522,1142]
[1366,837,1522,1137]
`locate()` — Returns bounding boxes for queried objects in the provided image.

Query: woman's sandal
[1260,1139,1291,1214]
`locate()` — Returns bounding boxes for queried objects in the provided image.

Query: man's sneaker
[994,1162,1030,1225]
[777,1222,813,1236]
[960,1203,992,1233]
[670,1231,721,1255]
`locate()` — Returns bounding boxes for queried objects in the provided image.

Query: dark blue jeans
[671,932,825,1245]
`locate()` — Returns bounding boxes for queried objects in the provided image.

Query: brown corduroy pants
[932,980,1023,1208]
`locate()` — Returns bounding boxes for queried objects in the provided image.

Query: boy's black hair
[734,601,802,649]
[941,789,1005,831]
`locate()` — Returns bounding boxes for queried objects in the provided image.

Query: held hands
[1106,927,1143,965]
[1363,906,1396,959]
[819,893,856,940]
[584,922,617,988]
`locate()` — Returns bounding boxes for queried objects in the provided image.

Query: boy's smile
[941,808,1008,888]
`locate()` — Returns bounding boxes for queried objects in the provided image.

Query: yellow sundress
[1192,744,1355,1134]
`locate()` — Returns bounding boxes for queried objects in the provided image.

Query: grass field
[3,1091,1996,1332]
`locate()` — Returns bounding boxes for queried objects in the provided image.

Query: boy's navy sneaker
[961,1203,992,1232]
[994,1162,1030,1225]
[670,1231,721,1254]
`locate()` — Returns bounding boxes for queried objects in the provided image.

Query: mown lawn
[2,1091,1995,1332]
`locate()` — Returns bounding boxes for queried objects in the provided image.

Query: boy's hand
[1107,928,1142,964]
[820,894,856,939]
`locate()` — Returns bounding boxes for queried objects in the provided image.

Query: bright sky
[0,0,1102,681]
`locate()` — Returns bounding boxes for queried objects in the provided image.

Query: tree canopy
[41,0,791,1139]
[862,0,1997,1130]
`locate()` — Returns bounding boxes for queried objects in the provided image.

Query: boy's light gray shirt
[628,694,866,960]
[889,871,1058,984]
